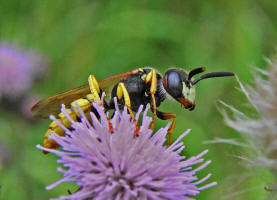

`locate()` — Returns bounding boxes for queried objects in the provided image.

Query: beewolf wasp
[31,67,234,151]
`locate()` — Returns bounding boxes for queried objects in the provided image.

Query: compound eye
[165,71,183,98]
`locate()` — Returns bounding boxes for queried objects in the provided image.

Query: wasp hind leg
[116,82,139,135]
[156,110,176,146]
[88,75,101,103]
[88,75,113,132]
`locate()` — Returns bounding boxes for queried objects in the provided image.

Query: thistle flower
[37,102,216,200]
[0,42,47,100]
[220,57,277,176]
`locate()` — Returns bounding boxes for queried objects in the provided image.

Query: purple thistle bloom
[37,102,216,200]
[0,42,47,99]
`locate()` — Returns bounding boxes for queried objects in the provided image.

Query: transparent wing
[31,69,140,118]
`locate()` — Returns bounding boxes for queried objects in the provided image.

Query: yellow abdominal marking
[43,93,96,150]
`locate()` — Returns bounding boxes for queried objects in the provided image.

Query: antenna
[192,72,235,85]
[188,67,206,80]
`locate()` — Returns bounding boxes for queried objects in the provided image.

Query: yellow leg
[88,75,101,103]
[116,82,139,135]
[117,82,135,120]
[87,77,113,132]
[167,117,176,146]
[144,69,157,130]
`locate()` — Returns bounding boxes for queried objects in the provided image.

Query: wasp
[31,67,234,152]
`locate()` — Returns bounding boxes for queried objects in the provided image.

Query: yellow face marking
[182,84,196,103]
[138,68,144,72]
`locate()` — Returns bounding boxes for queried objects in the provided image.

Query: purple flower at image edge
[37,102,216,200]
[0,42,47,99]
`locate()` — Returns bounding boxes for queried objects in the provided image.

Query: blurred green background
[1,0,277,199]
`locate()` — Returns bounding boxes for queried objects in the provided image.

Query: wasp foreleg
[143,69,158,130]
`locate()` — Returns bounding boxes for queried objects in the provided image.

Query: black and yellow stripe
[43,94,97,151]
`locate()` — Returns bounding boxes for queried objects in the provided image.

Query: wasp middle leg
[116,82,140,135]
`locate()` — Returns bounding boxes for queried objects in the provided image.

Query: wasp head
[163,67,234,111]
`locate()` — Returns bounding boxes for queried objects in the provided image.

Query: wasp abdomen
[43,94,95,152]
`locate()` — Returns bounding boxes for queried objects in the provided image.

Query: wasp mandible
[31,67,235,151]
